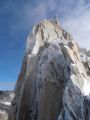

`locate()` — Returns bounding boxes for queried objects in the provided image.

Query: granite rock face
[79,49,90,76]
[0,91,14,120]
[8,20,90,120]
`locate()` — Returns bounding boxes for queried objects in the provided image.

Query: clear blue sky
[0,0,90,90]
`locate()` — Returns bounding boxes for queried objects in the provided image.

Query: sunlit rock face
[8,19,90,120]
[0,91,14,120]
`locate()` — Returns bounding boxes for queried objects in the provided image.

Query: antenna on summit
[54,15,60,26]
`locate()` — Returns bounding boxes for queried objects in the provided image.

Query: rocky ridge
[8,19,90,120]
[0,91,14,120]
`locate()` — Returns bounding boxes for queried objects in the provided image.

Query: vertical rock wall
[8,20,90,120]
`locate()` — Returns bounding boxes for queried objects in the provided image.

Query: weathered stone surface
[8,19,90,120]
[79,48,90,76]
[0,91,14,120]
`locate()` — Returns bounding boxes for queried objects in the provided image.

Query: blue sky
[0,0,90,90]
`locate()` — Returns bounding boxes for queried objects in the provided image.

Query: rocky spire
[8,19,90,120]
[54,15,60,25]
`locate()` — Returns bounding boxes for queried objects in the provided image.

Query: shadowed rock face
[8,20,90,120]
[0,91,14,120]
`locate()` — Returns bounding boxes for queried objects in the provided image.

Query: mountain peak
[8,19,90,120]
[26,19,73,56]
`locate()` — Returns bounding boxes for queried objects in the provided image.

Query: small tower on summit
[54,15,60,26]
